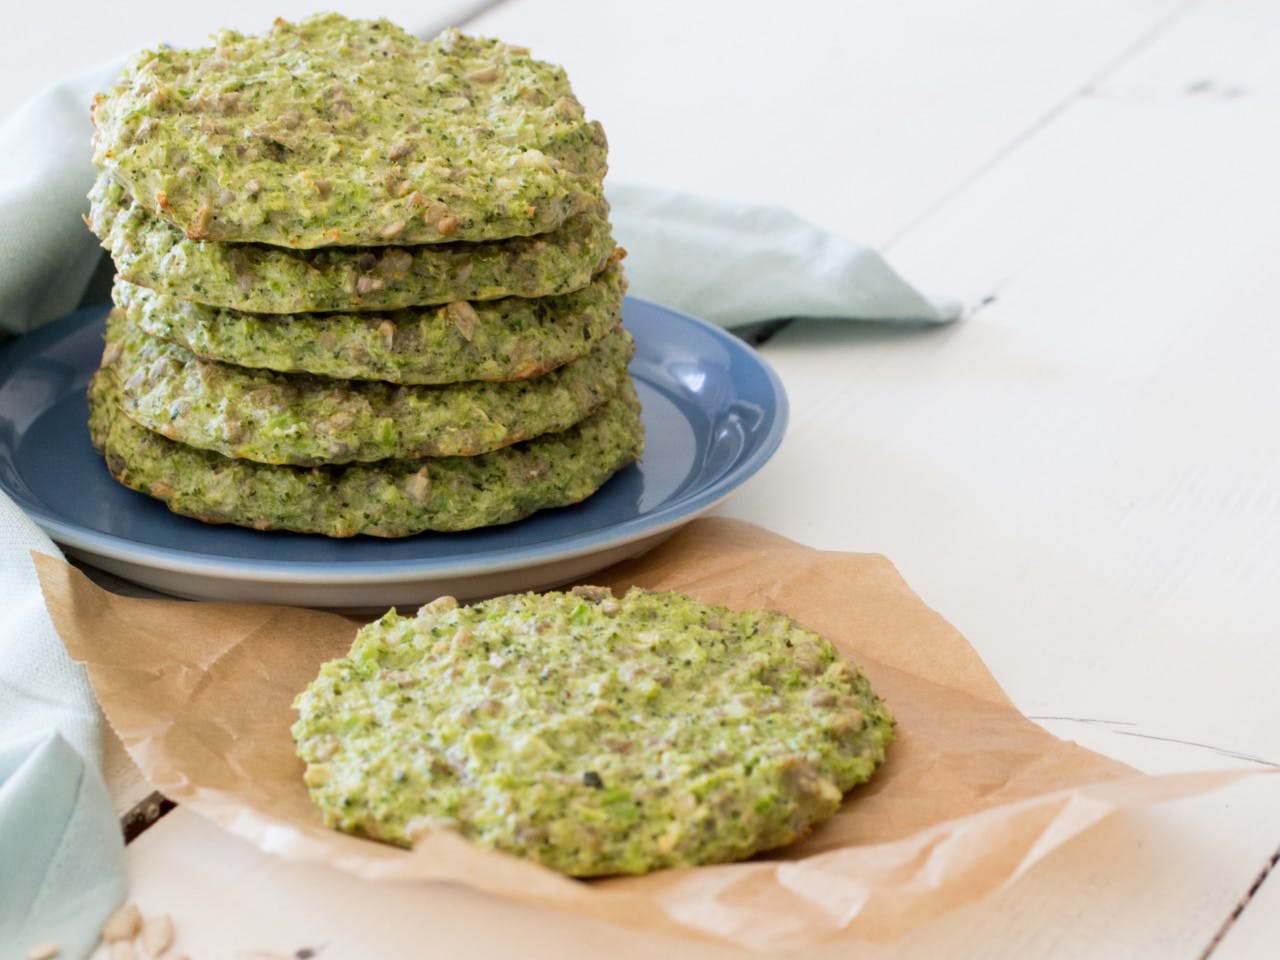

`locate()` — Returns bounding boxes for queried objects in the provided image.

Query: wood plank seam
[1200,845,1280,959]
[1029,716,1280,768]
[121,791,177,845]
[1109,731,1279,769]
[880,0,1204,254]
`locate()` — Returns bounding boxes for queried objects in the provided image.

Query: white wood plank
[885,6,1280,301]
[1092,0,1280,99]
[105,776,1280,960]
[1212,846,1280,960]
[0,0,490,120]
[732,214,1280,763]
[21,0,1277,956]
[466,0,1184,248]
[721,0,1280,769]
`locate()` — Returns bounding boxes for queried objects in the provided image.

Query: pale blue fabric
[607,182,962,328]
[0,63,128,960]
[0,732,127,959]
[0,60,124,336]
[0,494,125,959]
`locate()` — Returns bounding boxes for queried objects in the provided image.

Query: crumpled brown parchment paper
[35,518,1249,950]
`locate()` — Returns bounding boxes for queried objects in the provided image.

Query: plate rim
[2,296,788,586]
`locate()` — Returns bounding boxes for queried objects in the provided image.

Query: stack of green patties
[83,14,643,537]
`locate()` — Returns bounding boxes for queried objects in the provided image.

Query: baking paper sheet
[36,519,1248,949]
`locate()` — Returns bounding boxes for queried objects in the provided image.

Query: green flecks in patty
[291,587,894,875]
[114,263,625,384]
[87,175,618,313]
[88,369,644,537]
[105,309,635,465]
[92,16,608,248]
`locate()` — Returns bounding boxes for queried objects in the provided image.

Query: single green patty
[114,263,625,384]
[88,175,618,313]
[89,370,644,537]
[292,586,894,876]
[106,309,634,465]
[92,16,607,248]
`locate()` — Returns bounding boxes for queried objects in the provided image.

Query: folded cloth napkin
[0,61,124,337]
[0,494,126,958]
[1,62,130,960]
[0,58,959,958]
[608,183,962,328]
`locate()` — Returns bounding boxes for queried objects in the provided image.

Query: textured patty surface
[291,588,894,875]
[91,16,607,248]
[114,263,625,384]
[89,371,644,537]
[87,176,617,313]
[106,310,634,465]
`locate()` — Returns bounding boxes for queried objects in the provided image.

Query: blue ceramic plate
[0,297,786,608]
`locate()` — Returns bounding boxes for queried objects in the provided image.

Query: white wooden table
[8,1,1280,956]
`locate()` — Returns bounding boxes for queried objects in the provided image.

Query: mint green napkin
[0,494,125,959]
[608,182,962,328]
[0,61,123,336]
[1,731,126,958]
[1,62,129,960]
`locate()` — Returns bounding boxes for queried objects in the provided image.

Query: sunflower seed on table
[140,914,174,956]
[101,904,142,942]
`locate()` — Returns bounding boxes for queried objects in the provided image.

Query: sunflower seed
[102,904,142,942]
[141,914,174,956]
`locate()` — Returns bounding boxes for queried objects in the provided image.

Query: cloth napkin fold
[0,61,124,337]
[0,59,960,959]
[0,60,134,960]
[609,183,961,328]
[0,730,126,959]
[0,495,125,958]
